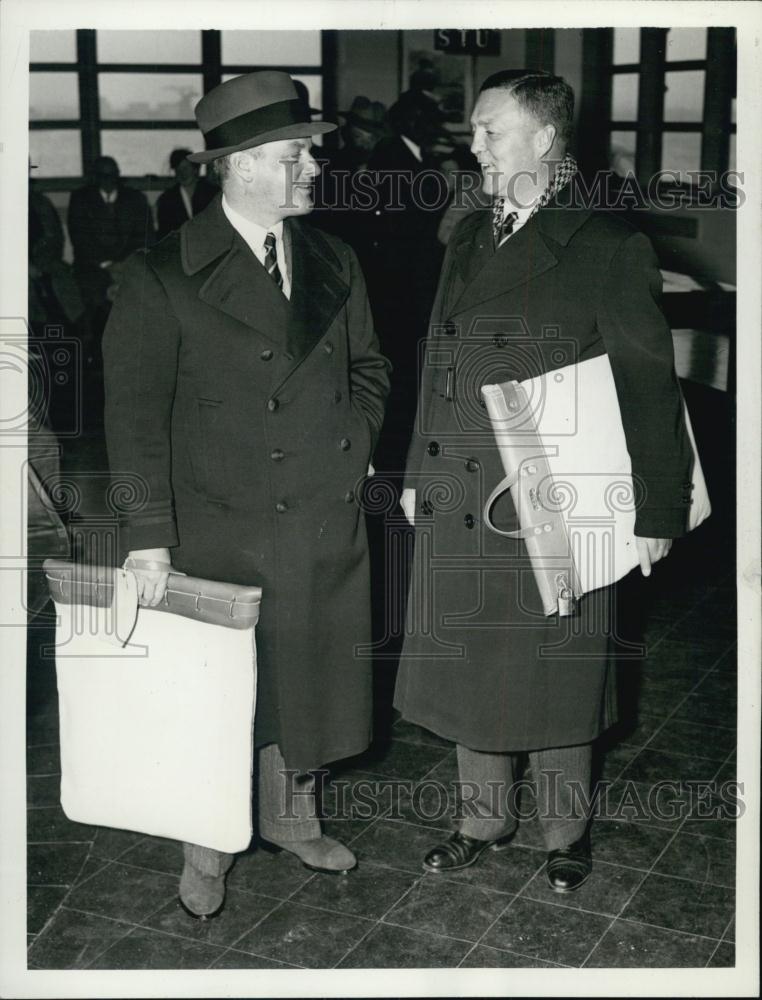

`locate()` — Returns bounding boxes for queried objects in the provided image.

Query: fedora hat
[188,71,336,164]
[339,96,388,135]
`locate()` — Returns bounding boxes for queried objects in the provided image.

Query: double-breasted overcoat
[394,184,694,753]
[103,196,390,772]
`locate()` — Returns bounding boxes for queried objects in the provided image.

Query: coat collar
[181,196,349,360]
[449,180,592,317]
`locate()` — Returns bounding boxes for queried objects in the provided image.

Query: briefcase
[481,353,711,616]
[43,559,262,854]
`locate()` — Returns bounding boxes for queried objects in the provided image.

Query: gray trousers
[183,742,321,876]
[457,742,593,852]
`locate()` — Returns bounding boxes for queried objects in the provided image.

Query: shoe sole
[178,897,224,921]
[546,868,592,894]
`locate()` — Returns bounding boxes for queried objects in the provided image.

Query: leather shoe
[545,830,592,893]
[422,830,514,873]
[261,835,357,875]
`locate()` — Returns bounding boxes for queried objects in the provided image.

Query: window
[605,27,736,185]
[29,29,329,186]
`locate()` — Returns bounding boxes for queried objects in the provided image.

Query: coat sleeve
[596,230,693,538]
[346,246,391,451]
[101,252,181,554]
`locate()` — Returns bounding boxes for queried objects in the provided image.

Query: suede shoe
[179,843,234,920]
[261,834,357,875]
[422,830,514,873]
[545,830,592,893]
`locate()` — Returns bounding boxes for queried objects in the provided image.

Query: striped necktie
[263,231,284,291]
[492,198,519,249]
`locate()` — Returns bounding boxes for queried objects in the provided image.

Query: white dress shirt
[400,134,423,163]
[221,195,291,299]
[180,185,194,221]
[496,199,538,248]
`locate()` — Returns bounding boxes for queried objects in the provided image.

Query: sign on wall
[434,29,501,56]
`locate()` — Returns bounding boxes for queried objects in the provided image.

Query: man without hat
[102,71,390,918]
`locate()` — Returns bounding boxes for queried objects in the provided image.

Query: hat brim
[188,120,336,164]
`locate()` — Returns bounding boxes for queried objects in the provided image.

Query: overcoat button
[493,334,508,348]
[344,490,355,503]
[260,349,273,361]
[333,390,342,403]
[465,458,479,472]
[267,398,279,412]
[270,448,285,462]
[323,342,334,355]
[463,513,476,529]
[427,441,440,456]
[275,501,288,513]
[441,322,457,337]
[340,437,351,451]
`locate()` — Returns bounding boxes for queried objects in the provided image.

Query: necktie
[263,232,284,291]
[492,198,518,249]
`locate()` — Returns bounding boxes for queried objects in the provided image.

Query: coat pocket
[192,398,231,502]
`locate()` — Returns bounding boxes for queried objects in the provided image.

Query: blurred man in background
[155,148,217,240]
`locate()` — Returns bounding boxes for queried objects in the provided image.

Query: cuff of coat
[119,520,179,555]
[634,507,689,539]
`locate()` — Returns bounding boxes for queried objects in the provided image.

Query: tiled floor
[27,384,739,970]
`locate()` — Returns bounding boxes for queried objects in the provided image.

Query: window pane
[30,72,79,120]
[221,30,321,66]
[664,70,705,122]
[610,131,636,176]
[612,73,638,121]
[666,27,707,61]
[101,129,202,176]
[29,130,82,177]
[613,28,640,64]
[30,29,76,62]
[99,74,202,121]
[661,132,702,179]
[96,30,201,64]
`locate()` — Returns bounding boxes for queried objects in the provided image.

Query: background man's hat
[339,96,389,134]
[188,71,336,164]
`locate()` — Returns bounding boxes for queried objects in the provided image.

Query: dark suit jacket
[67,183,153,268]
[395,186,694,753]
[102,196,390,771]
[155,178,218,240]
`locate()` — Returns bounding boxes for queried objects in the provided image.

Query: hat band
[203,98,306,152]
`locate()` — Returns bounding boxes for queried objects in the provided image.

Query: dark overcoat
[394,186,694,753]
[102,196,390,772]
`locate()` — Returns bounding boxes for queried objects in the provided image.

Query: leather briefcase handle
[42,559,262,630]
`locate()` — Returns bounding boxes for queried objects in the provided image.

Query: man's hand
[125,547,171,606]
[400,488,416,527]
[636,537,672,577]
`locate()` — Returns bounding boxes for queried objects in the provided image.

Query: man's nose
[303,152,320,178]
[470,131,483,157]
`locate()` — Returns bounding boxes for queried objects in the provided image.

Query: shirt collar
[400,134,422,162]
[221,195,284,247]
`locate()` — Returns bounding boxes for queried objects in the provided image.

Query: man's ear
[230,150,259,184]
[534,124,557,160]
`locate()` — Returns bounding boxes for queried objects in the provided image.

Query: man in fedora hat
[102,71,390,918]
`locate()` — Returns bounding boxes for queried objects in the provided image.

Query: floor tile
[520,859,645,917]
[722,915,735,942]
[693,670,737,701]
[142,889,278,947]
[482,896,612,967]
[706,941,735,967]
[385,876,508,941]
[225,846,313,899]
[673,694,736,729]
[321,769,403,828]
[652,833,735,888]
[599,779,690,831]
[210,948,299,969]
[432,842,545,895]
[26,743,60,775]
[291,861,417,919]
[27,805,96,844]
[88,925,226,969]
[339,739,451,782]
[27,885,69,934]
[618,747,720,785]
[597,743,641,782]
[633,685,687,718]
[234,900,373,968]
[645,717,736,761]
[621,872,734,940]
[27,843,90,886]
[73,856,110,887]
[611,712,667,749]
[585,917,719,967]
[90,825,147,861]
[392,718,454,749]
[119,836,184,876]
[27,907,134,969]
[339,922,471,968]
[27,775,61,808]
[642,638,727,674]
[459,944,563,968]
[64,861,179,923]
[591,819,673,870]
[668,610,736,646]
[351,818,439,874]
[713,646,737,672]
